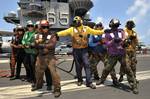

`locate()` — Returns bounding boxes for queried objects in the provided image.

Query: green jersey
[22,31,37,54]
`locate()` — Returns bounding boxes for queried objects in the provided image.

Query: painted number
[47,11,56,25]
[47,11,69,26]
[59,12,69,26]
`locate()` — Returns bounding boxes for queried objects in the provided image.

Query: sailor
[96,19,139,94]
[32,20,53,91]
[119,20,139,83]
[31,20,61,98]
[56,16,104,89]
[22,20,37,83]
[10,25,26,80]
[88,22,118,86]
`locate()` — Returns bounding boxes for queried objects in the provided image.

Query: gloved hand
[114,38,122,43]
[29,43,36,48]
[37,44,45,49]
[54,33,59,41]
[123,39,131,48]
[67,44,72,48]
[24,45,30,48]
[129,35,136,40]
[29,43,45,49]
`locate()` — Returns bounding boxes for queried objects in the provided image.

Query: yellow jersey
[124,28,138,51]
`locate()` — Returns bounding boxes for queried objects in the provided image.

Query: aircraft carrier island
[3,0,94,32]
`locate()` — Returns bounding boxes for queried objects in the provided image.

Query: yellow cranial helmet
[73,16,83,24]
[73,16,83,27]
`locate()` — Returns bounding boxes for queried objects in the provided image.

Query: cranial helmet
[73,16,83,27]
[40,20,49,26]
[109,18,121,28]
[126,20,135,28]
[27,20,34,26]
[16,24,24,31]
[95,22,103,29]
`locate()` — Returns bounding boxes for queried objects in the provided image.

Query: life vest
[109,30,123,40]
[36,33,55,55]
[36,33,51,44]
[124,28,138,51]
[72,27,89,49]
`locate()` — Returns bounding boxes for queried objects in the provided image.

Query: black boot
[132,88,139,94]
[119,75,124,82]
[96,79,104,85]
[8,75,14,78]
[31,83,36,88]
[47,86,52,91]
[31,87,42,91]
[10,76,20,80]
[54,88,61,98]
[86,83,96,89]
[77,81,83,86]
[96,70,109,85]
[112,80,120,86]
[136,79,139,84]
[130,83,139,94]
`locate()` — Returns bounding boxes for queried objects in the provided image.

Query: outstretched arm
[57,28,72,37]
[86,26,104,35]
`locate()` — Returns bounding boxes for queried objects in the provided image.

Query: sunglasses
[41,26,49,29]
[96,24,102,27]
[27,25,34,27]
[17,29,24,31]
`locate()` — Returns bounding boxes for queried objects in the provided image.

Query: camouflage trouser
[89,52,100,80]
[35,55,61,91]
[101,55,137,88]
[119,51,137,78]
[89,52,117,81]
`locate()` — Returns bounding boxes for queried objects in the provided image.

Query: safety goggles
[27,25,34,28]
[73,20,81,24]
[96,24,103,27]
[41,26,49,29]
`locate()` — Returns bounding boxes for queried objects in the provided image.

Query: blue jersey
[88,35,102,47]
[88,35,106,53]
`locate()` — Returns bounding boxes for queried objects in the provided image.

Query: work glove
[114,38,122,43]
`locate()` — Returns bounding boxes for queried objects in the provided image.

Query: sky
[0,0,150,45]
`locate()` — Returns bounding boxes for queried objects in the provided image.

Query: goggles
[41,26,49,29]
[27,25,34,28]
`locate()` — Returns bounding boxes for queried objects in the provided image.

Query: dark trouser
[45,67,52,87]
[24,53,36,83]
[89,51,117,81]
[15,52,25,78]
[101,55,137,88]
[10,54,17,77]
[73,48,92,85]
[120,51,137,78]
[35,55,61,91]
